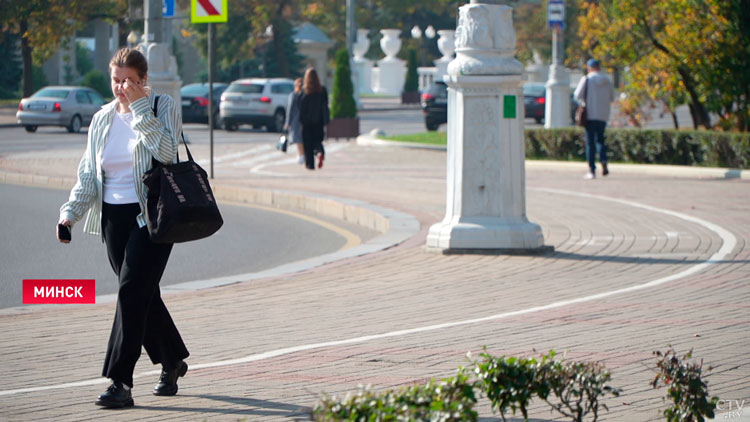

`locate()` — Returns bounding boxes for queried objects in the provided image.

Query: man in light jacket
[574,59,614,179]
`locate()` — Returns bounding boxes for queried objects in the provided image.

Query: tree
[330,48,356,119]
[187,0,304,78]
[0,0,125,97]
[0,33,23,99]
[577,0,750,131]
[403,48,418,93]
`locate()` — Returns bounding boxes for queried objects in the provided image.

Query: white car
[17,86,105,133]
[219,78,295,132]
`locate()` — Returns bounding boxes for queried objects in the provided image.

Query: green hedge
[526,128,750,169]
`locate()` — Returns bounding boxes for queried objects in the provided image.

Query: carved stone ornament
[448,3,523,76]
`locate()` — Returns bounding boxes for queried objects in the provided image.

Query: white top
[101,111,139,204]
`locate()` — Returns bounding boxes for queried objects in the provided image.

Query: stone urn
[379,29,402,61]
[353,29,370,60]
[436,30,456,61]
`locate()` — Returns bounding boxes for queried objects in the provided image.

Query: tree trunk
[676,66,712,129]
[20,20,34,98]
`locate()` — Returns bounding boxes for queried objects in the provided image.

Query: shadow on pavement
[135,394,309,418]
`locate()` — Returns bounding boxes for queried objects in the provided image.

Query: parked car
[181,82,228,127]
[420,81,577,130]
[523,82,578,124]
[421,81,447,131]
[17,86,105,133]
[219,78,295,132]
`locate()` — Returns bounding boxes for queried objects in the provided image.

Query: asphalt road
[0,183,372,310]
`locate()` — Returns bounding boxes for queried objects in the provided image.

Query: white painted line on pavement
[250,143,349,176]
[0,189,736,396]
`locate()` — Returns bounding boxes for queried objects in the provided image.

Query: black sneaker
[153,361,188,396]
[95,381,134,408]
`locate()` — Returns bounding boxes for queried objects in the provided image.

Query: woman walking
[299,67,329,170]
[57,47,189,408]
[284,77,305,164]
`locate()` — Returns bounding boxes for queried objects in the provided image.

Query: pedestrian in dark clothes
[299,67,329,170]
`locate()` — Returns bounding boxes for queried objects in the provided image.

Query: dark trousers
[101,202,189,388]
[302,124,325,170]
[584,119,608,172]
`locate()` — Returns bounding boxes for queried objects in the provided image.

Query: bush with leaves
[81,70,110,99]
[473,350,550,421]
[403,48,419,93]
[311,368,478,422]
[473,349,619,422]
[541,357,621,422]
[525,128,750,169]
[330,48,357,120]
[652,347,718,422]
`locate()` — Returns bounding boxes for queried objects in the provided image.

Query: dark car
[181,82,228,127]
[523,82,578,124]
[421,81,448,131]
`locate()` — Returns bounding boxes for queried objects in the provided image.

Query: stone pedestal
[426,2,550,253]
[138,42,182,110]
[544,64,571,128]
[353,29,373,95]
[374,29,405,95]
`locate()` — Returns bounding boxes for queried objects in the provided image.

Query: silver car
[219,78,294,132]
[17,86,105,133]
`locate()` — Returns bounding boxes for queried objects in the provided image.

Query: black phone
[57,224,71,241]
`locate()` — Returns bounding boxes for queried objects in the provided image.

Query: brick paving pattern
[0,141,748,421]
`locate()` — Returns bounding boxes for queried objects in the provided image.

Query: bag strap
[152,95,194,163]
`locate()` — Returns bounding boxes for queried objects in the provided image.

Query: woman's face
[110,66,144,105]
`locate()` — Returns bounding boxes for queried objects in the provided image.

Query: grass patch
[383,132,447,145]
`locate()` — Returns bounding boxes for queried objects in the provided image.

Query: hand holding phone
[57,223,71,243]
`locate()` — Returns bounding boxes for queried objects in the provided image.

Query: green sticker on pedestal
[503,95,516,118]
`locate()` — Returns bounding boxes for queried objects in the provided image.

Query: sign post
[544,0,571,128]
[191,0,227,179]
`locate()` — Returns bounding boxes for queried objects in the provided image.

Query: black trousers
[101,202,189,388]
[302,123,325,169]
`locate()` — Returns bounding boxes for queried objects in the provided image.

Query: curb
[0,169,421,307]
[355,132,750,180]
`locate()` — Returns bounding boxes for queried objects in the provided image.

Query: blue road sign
[163,0,175,17]
[548,0,565,29]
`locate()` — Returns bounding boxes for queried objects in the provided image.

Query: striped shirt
[59,90,180,236]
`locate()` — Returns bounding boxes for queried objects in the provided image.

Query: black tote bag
[141,96,223,243]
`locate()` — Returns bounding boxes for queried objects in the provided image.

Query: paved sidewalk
[0,139,749,421]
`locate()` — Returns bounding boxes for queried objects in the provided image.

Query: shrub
[473,350,549,421]
[330,48,357,119]
[81,70,110,99]
[473,350,619,422]
[541,358,621,422]
[404,48,419,93]
[524,128,750,168]
[652,347,718,422]
[311,368,478,422]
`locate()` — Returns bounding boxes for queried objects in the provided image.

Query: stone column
[544,27,571,128]
[426,1,551,253]
[138,0,181,108]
